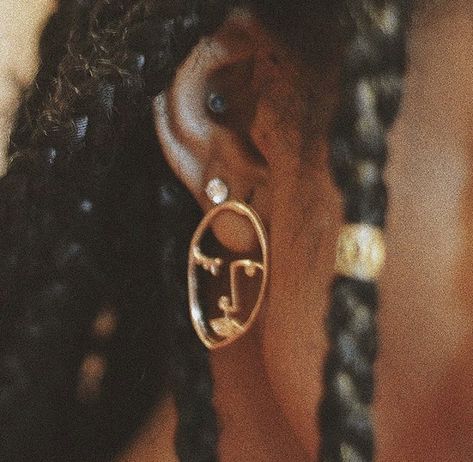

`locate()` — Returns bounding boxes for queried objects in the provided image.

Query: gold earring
[188,178,269,350]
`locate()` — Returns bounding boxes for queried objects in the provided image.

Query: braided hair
[319,1,410,461]
[0,1,411,461]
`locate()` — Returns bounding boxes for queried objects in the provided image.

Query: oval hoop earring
[188,180,269,350]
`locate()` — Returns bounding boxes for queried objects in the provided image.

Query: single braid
[319,1,410,461]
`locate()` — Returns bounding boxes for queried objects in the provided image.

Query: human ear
[152,8,272,254]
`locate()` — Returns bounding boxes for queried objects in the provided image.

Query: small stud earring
[205,177,229,205]
[188,178,269,350]
[207,93,226,114]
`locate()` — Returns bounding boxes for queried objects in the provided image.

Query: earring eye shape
[207,93,226,114]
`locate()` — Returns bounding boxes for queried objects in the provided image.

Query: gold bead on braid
[335,224,386,281]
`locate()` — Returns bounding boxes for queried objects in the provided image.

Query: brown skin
[120,2,473,461]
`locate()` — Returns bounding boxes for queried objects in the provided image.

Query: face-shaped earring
[188,178,269,350]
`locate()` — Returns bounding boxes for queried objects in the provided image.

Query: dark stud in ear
[208,93,226,114]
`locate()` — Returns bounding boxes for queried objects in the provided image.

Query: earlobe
[153,8,271,253]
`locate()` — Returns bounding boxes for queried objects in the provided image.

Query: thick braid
[0,1,232,461]
[318,1,410,461]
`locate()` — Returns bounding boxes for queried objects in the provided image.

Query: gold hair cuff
[335,224,386,281]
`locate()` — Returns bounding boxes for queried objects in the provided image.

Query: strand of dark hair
[318,1,410,461]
